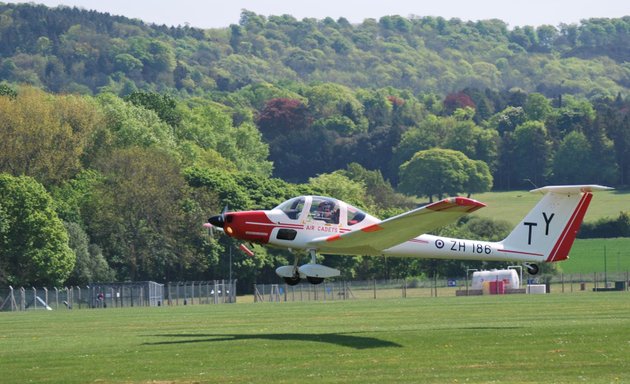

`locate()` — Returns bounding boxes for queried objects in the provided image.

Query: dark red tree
[256,98,309,138]
[443,92,476,115]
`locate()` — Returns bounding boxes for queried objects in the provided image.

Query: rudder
[500,185,610,262]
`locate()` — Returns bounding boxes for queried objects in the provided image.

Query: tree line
[0,4,629,97]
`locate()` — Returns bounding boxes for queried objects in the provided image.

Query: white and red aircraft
[205,185,611,285]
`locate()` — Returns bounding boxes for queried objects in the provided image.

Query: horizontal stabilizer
[530,185,613,194]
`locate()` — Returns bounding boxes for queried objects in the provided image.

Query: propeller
[206,205,229,235]
[239,243,255,257]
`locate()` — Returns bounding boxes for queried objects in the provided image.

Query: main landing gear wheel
[525,263,539,275]
[284,276,301,286]
[306,276,324,285]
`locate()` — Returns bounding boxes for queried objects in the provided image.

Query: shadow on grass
[144,332,402,350]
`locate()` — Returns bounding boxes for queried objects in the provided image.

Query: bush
[578,212,630,238]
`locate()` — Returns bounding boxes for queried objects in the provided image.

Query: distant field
[563,238,630,274]
[1,293,629,383]
[470,188,629,226]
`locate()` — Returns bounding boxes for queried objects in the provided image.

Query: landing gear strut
[284,252,301,286]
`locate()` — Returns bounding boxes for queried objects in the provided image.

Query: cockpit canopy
[275,196,367,226]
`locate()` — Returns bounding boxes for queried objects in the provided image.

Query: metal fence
[0,280,237,311]
[164,280,236,305]
[88,281,164,308]
[252,272,630,302]
[2,273,628,310]
[254,281,353,302]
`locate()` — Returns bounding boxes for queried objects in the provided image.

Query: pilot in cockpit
[314,199,339,224]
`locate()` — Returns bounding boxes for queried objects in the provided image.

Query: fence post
[20,287,25,310]
[65,287,70,309]
[9,286,16,311]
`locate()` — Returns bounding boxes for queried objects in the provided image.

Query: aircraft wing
[308,197,485,255]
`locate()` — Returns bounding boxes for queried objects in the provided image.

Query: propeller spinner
[206,205,230,233]
[208,214,224,228]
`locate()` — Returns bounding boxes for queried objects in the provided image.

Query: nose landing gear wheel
[306,276,324,285]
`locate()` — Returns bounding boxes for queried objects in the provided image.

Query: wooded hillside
[0,3,628,288]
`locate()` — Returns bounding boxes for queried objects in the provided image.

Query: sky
[11,0,630,29]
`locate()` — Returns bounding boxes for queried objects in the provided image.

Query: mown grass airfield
[1,292,628,383]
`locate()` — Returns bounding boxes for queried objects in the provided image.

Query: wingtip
[455,197,486,213]
[426,197,486,213]
[455,197,486,208]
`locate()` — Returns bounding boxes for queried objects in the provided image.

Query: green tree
[308,172,367,209]
[524,93,552,121]
[124,91,183,127]
[181,101,272,176]
[0,83,17,99]
[0,87,100,185]
[466,160,493,197]
[0,174,75,286]
[399,149,473,201]
[304,83,367,132]
[50,170,102,225]
[341,163,415,214]
[64,221,114,285]
[87,147,207,281]
[391,115,445,178]
[552,131,595,183]
[511,121,553,187]
[96,93,177,151]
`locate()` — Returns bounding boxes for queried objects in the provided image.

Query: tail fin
[500,185,612,262]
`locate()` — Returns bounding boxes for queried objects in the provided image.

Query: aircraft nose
[208,215,224,228]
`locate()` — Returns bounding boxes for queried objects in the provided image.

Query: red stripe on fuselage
[498,248,544,257]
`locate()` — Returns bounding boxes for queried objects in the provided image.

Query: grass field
[564,238,630,273]
[1,293,629,383]
[471,188,629,226]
